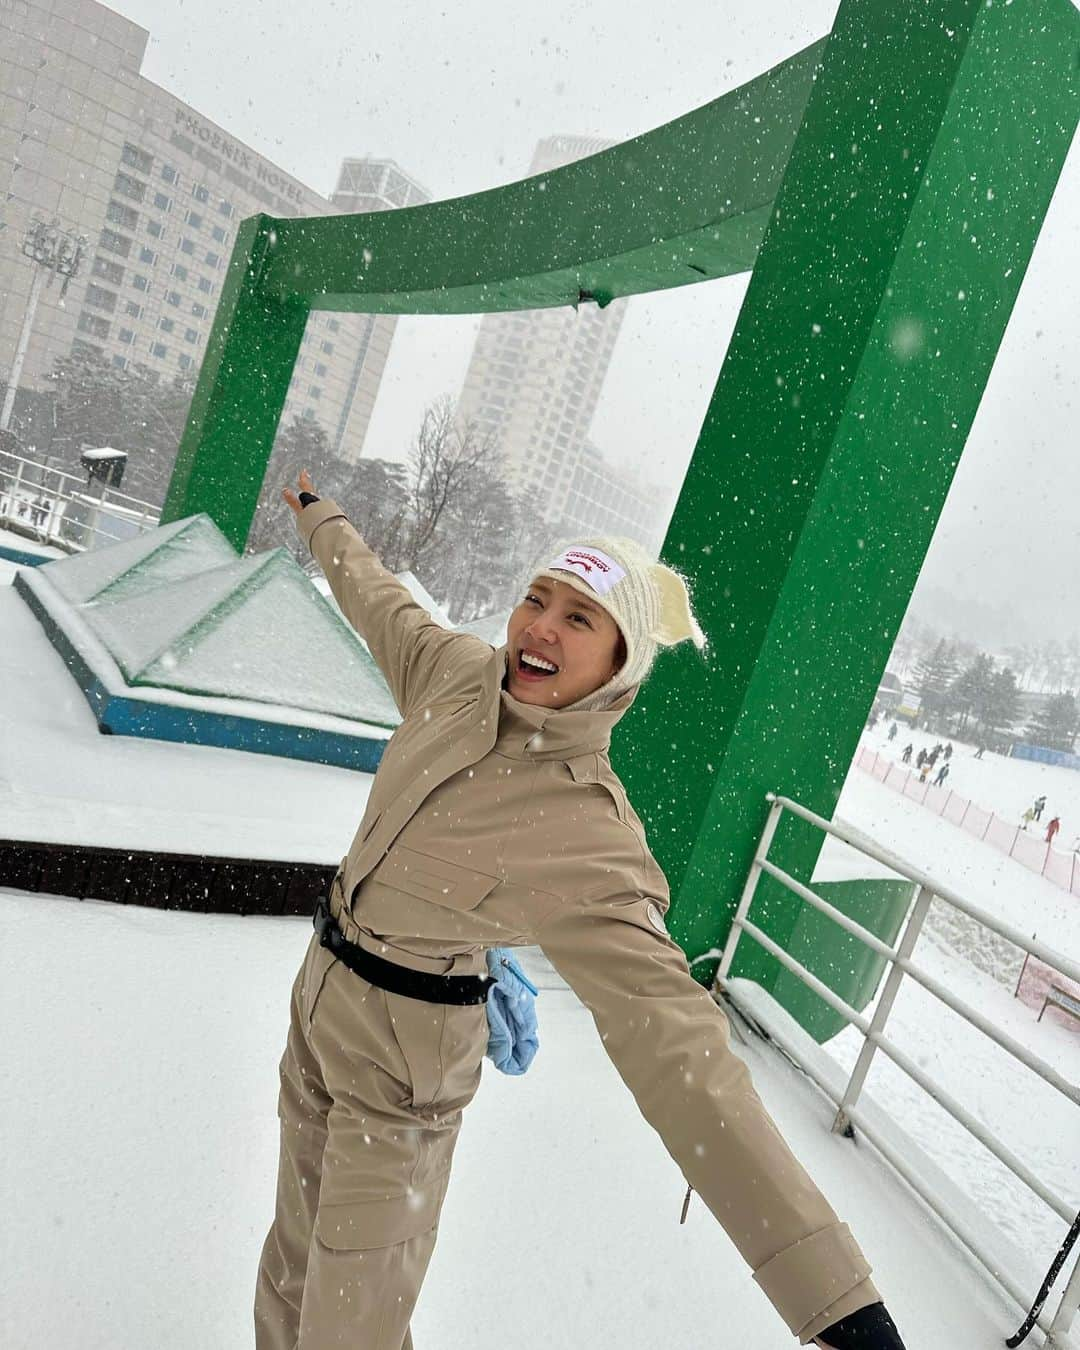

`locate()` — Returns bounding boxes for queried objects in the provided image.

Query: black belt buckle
[313,897,339,950]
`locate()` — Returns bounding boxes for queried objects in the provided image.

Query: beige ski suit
[254,497,881,1349]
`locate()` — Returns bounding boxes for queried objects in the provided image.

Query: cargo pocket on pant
[314,1170,451,1251]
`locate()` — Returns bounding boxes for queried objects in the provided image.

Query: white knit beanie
[521,535,708,713]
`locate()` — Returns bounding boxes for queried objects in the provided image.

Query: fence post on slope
[1042,843,1051,877]
[982,813,994,841]
[1071,851,1078,895]
[959,798,970,830]
[941,790,952,817]
[1009,827,1020,858]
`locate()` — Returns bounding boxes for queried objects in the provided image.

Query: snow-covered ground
[0,887,1031,1350]
[2,554,1077,1348]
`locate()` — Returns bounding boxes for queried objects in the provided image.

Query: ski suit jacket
[297,496,882,1344]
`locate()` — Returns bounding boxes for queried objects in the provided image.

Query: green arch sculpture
[161,0,1079,1028]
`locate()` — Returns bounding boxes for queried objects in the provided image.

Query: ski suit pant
[254,928,488,1349]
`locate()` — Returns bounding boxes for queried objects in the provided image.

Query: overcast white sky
[112,0,1079,652]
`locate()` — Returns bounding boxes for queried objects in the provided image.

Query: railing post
[717,796,785,983]
[832,882,935,1138]
[1047,1247,1080,1347]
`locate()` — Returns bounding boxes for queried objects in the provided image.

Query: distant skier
[974,744,986,760]
[916,749,927,769]
[901,743,914,764]
[1033,794,1047,822]
[1045,816,1061,846]
[928,748,940,768]
[1021,806,1036,831]
[919,761,932,783]
[888,721,898,741]
[944,742,953,761]
[933,763,950,787]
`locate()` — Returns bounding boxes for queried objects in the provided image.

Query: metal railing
[0,450,159,553]
[717,792,1080,1347]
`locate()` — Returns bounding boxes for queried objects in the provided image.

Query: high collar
[491,644,639,760]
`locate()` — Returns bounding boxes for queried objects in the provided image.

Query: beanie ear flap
[650,563,707,650]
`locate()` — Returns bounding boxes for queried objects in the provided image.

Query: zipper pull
[679,1185,693,1225]
[500,956,539,996]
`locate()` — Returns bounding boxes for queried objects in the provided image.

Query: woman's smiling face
[505,574,625,708]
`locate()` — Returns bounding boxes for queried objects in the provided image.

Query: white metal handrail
[717,791,1080,1347]
[0,450,159,552]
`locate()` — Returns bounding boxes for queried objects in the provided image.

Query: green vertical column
[617,0,1079,993]
[161,214,310,551]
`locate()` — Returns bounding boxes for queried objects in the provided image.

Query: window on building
[191,302,207,318]
[161,164,177,184]
[302,408,316,421]
[151,342,168,358]
[121,143,154,175]
[158,317,175,334]
[218,198,234,217]
[205,251,219,269]
[119,328,134,344]
[197,276,213,294]
[180,237,195,255]
[321,340,334,355]
[99,228,132,257]
[193,183,209,203]
[211,224,227,244]
[309,385,322,399]
[171,263,188,281]
[166,290,181,307]
[314,362,327,377]
[106,201,138,230]
[179,353,193,371]
[132,274,149,291]
[327,318,340,333]
[147,220,164,239]
[139,246,156,265]
[186,211,203,229]
[184,328,198,343]
[153,191,171,211]
[91,256,124,285]
[77,312,110,339]
[124,300,141,317]
[85,283,117,313]
[114,171,147,203]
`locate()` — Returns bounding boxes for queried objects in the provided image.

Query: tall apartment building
[454,136,655,536]
[562,441,669,555]
[0,0,428,467]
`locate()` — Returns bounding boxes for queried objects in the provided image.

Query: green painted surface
[733,878,915,1043]
[161,0,1079,1036]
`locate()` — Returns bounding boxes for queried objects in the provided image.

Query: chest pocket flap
[566,755,630,825]
[374,844,500,911]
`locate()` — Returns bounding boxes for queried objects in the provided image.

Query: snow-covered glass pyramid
[38,514,401,728]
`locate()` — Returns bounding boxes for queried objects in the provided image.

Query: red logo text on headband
[547,547,626,597]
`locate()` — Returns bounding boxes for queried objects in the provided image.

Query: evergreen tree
[1026,691,1080,752]
[949,652,996,736]
[978,667,1021,743]
[912,638,957,729]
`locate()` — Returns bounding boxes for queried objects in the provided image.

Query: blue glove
[484,948,539,1076]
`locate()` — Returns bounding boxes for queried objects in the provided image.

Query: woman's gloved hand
[282,468,319,516]
[814,1301,907,1348]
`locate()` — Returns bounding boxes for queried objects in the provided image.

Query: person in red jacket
[1046,816,1061,845]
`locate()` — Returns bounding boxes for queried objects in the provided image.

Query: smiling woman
[260,471,906,1350]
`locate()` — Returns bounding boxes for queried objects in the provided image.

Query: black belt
[313,898,493,1006]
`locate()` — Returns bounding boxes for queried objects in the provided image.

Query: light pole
[0,217,85,434]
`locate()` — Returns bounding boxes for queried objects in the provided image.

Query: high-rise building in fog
[0,1,428,467]
[454,135,665,544]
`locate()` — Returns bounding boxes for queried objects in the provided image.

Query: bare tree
[396,395,500,574]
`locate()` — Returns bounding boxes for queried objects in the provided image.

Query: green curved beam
[162,0,1079,1025]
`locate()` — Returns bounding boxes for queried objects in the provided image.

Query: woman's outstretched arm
[535,887,887,1346]
[283,470,488,716]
